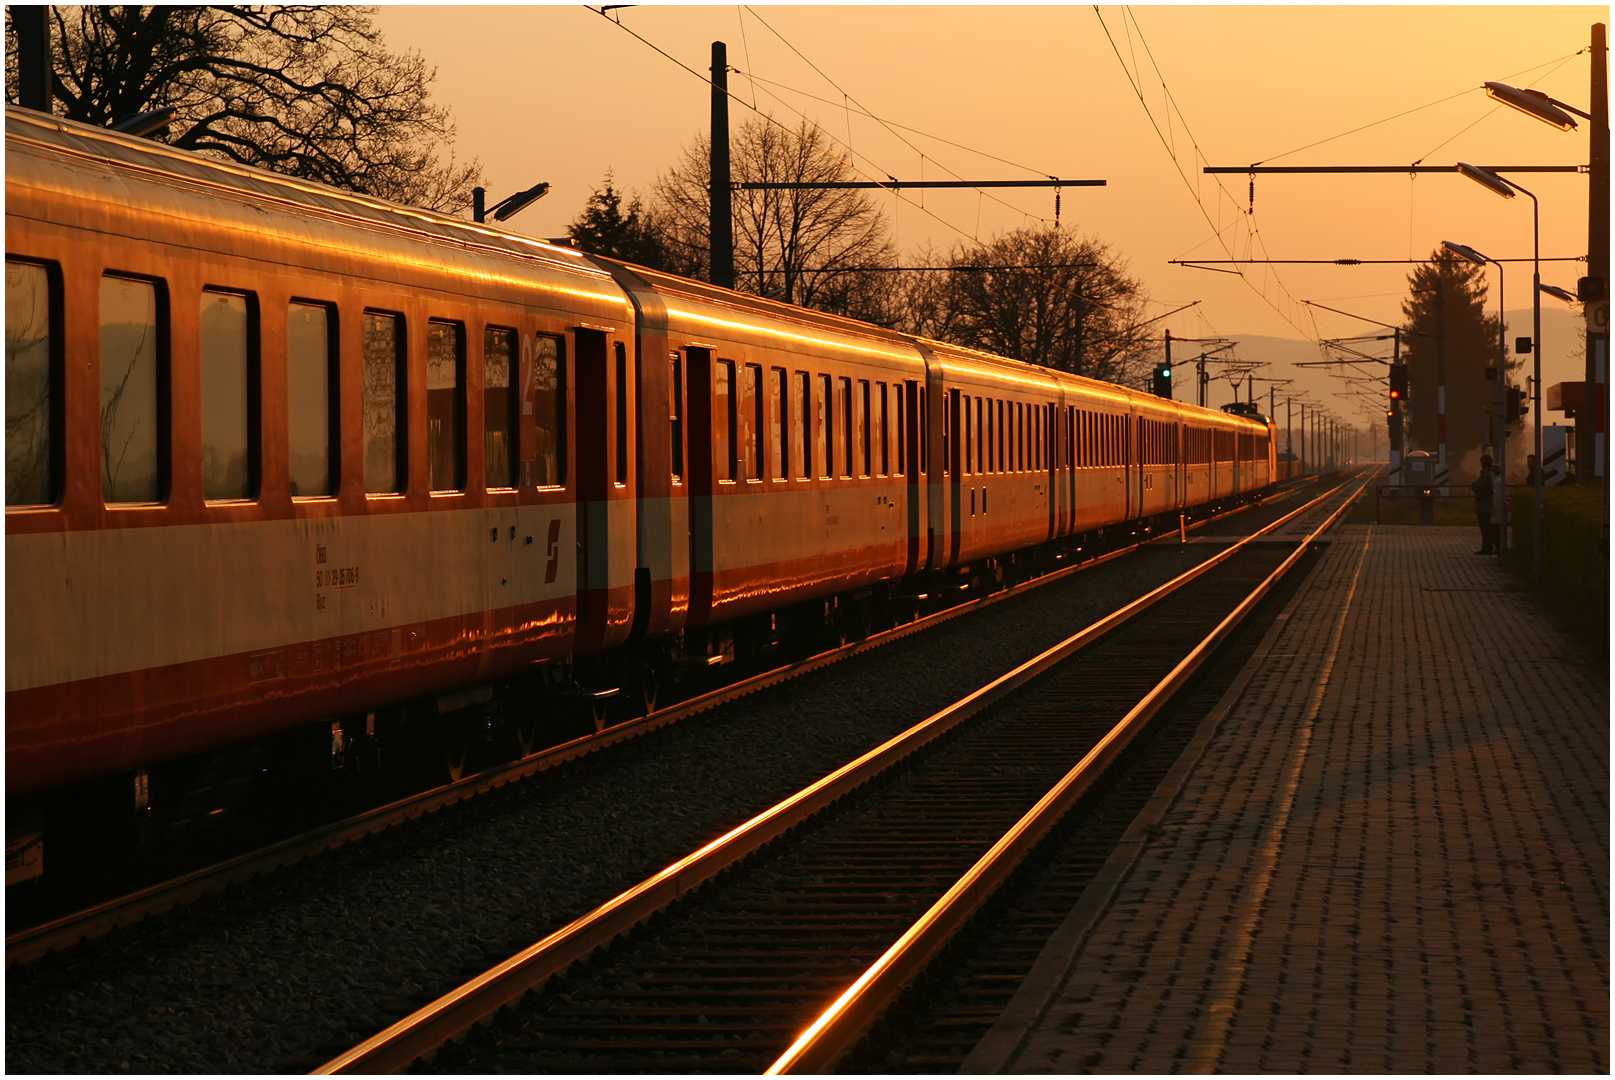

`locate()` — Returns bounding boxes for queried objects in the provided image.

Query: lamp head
[110,106,177,139]
[1441,240,1491,266]
[1484,81,1578,132]
[1539,282,1578,304]
[1457,162,1516,200]
[491,182,551,222]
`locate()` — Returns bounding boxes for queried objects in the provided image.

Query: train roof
[5,106,599,280]
[5,106,1269,433]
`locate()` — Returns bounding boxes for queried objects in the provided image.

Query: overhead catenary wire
[737,6,1059,227]
[589,6,1162,324]
[737,70,1063,182]
[1094,6,1318,340]
[1411,51,1585,164]
[1252,47,1588,166]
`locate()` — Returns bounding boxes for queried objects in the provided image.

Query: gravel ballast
[6,539,1256,1074]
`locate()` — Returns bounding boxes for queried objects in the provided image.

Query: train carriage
[4,107,633,798]
[5,106,1276,883]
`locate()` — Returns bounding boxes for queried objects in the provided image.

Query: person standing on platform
[1472,455,1498,555]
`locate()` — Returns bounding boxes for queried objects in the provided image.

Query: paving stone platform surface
[970,525,1608,1074]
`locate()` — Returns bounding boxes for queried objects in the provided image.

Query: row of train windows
[3,261,564,507]
[954,393,1048,476]
[702,358,920,483]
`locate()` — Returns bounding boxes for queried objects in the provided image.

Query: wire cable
[590,6,1136,316]
[1097,6,1315,338]
[1254,48,1587,166]
[1412,51,1584,164]
[738,6,1056,226]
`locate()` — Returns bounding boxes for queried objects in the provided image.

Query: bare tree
[5,6,483,213]
[897,225,1153,386]
[650,113,897,321]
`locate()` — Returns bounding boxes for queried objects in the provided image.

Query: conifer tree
[567,173,669,271]
[1400,249,1505,473]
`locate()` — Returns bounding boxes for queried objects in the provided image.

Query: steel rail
[313,476,1354,1074]
[766,473,1374,1073]
[7,486,1293,970]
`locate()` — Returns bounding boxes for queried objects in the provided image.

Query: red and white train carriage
[5,107,1274,881]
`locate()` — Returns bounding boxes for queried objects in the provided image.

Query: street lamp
[1458,162,1546,583]
[472,182,552,224]
[1487,49,1608,518]
[1442,239,1509,556]
[1484,81,1586,131]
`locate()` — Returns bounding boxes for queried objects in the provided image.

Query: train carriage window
[483,327,518,489]
[100,275,166,503]
[1020,402,1027,471]
[288,303,336,497]
[770,367,786,480]
[715,360,735,482]
[814,374,830,478]
[793,370,809,478]
[894,383,905,476]
[361,311,405,494]
[533,333,564,487]
[838,376,853,479]
[918,385,928,474]
[986,398,995,473]
[962,395,972,475]
[985,398,993,473]
[6,260,56,506]
[998,399,1006,473]
[668,352,684,481]
[877,382,889,476]
[200,290,256,501]
[744,362,763,480]
[856,379,870,477]
[997,398,1005,473]
[975,396,984,474]
[427,320,466,493]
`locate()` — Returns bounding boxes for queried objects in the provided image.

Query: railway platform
[964,523,1609,1074]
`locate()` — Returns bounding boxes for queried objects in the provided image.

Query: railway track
[6,481,1320,971]
[315,472,1369,1074]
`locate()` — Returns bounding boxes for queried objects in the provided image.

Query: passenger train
[4,107,1275,882]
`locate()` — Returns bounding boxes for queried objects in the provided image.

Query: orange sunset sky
[373,5,1605,428]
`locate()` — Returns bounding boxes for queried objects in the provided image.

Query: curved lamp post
[1458,163,1545,582]
[1457,163,1582,584]
[1442,239,1508,556]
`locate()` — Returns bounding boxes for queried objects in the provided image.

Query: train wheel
[442,732,470,783]
[514,719,538,760]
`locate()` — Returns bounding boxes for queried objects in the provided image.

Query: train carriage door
[1123,412,1133,520]
[683,346,717,624]
[573,328,636,652]
[1174,421,1184,510]
[947,387,962,567]
[1045,401,1057,541]
[902,378,922,577]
